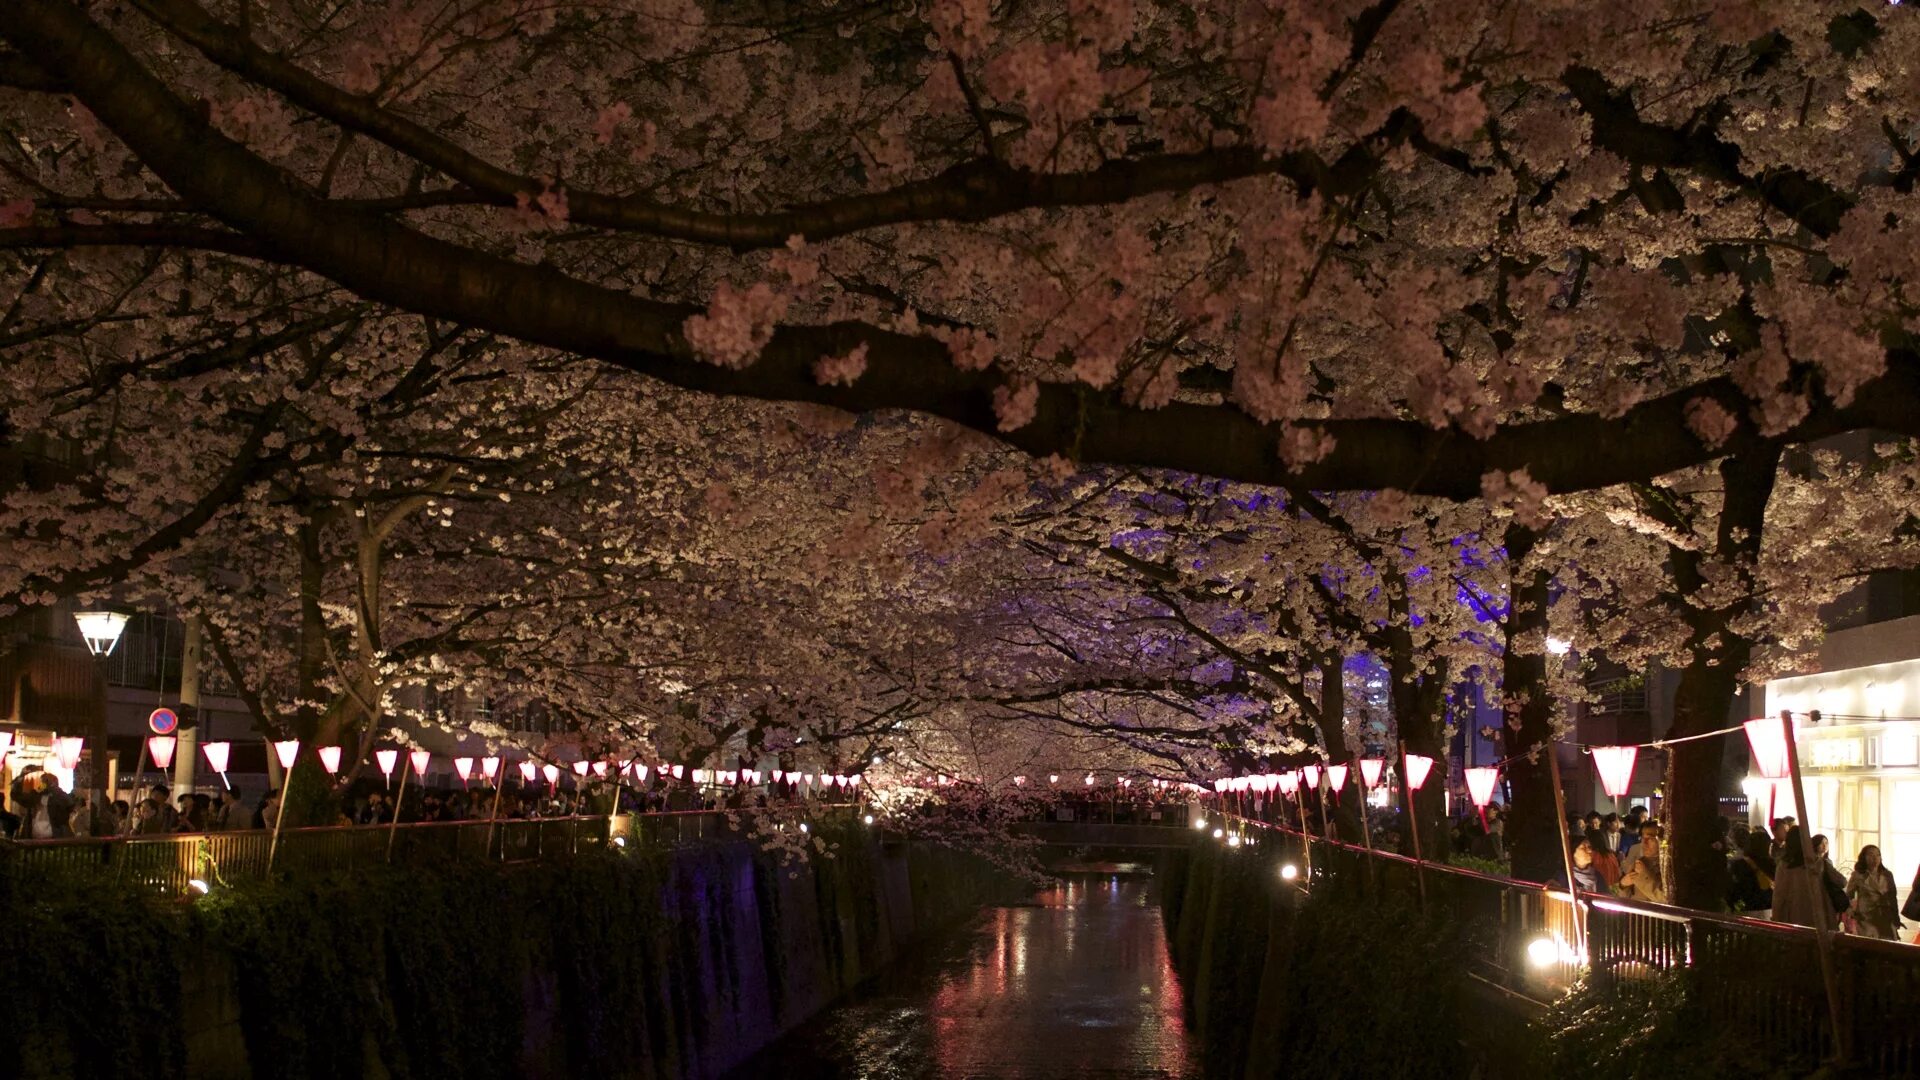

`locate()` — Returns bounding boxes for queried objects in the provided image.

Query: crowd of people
[0,765,771,840]
[1550,805,1919,939]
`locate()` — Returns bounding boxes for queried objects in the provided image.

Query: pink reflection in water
[924,876,1196,1078]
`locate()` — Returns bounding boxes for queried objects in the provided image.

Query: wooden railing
[1221,814,1920,1075]
[1,807,855,898]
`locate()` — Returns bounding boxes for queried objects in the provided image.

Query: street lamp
[73,610,129,657]
[71,609,128,819]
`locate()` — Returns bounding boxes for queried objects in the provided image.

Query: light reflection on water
[728,873,1198,1079]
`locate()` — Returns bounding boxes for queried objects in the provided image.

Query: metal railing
[1,808,850,897]
[1222,814,1920,1075]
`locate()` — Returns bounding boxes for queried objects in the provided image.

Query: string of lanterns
[1200,714,1818,821]
[12,734,858,800]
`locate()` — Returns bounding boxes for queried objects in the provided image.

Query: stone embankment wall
[5,826,1006,1080]
[1158,839,1533,1080]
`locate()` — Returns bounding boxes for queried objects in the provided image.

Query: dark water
[729,872,1199,1079]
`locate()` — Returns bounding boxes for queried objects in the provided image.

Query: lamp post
[73,609,127,816]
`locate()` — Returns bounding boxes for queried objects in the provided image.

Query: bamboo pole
[1400,740,1428,910]
[605,778,622,848]
[1545,738,1585,956]
[265,757,294,875]
[385,758,410,864]
[1357,782,1378,898]
[1781,710,1849,1065]
[1294,785,1315,876]
[485,768,506,859]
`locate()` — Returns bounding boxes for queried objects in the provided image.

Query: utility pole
[171,615,202,798]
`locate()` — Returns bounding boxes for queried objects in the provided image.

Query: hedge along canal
[0,821,1018,1080]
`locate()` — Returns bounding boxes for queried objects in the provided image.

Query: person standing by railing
[1844,845,1901,940]
[132,797,170,835]
[1772,826,1836,931]
[1616,824,1666,903]
[213,789,245,830]
[1727,830,1774,918]
[1584,828,1622,892]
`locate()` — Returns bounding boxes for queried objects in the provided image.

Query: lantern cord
[1474,719,1753,773]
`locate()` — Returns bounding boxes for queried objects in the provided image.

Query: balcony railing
[1222,814,1919,1076]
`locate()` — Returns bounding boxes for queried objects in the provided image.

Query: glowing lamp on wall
[410,750,431,778]
[1743,718,1790,779]
[518,761,538,784]
[375,749,398,781]
[147,735,177,771]
[316,746,343,774]
[1590,746,1638,801]
[201,741,231,775]
[1403,753,1435,791]
[1358,758,1384,789]
[1463,766,1499,828]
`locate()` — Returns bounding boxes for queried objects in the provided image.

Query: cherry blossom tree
[3,0,1920,894]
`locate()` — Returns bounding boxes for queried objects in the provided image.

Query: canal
[730,871,1199,1079]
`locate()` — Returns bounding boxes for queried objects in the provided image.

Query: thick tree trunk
[1388,643,1448,861]
[1666,663,1744,908]
[1499,524,1565,883]
[1312,652,1365,842]
[1661,446,1779,909]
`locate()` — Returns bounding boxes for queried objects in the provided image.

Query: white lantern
[1403,753,1435,791]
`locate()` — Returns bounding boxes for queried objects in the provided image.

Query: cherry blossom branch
[11,0,1920,502]
[127,0,1324,250]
